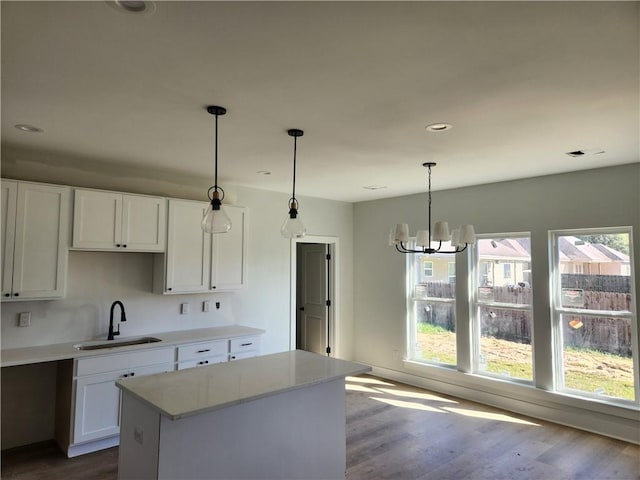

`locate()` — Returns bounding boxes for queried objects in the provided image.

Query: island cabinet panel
[119,378,347,480]
[73,189,166,252]
[1,180,71,301]
[154,199,247,294]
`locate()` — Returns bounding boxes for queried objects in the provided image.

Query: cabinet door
[165,199,211,293]
[1,181,17,297]
[73,362,173,445]
[212,205,246,290]
[122,195,166,252]
[11,183,70,299]
[73,370,124,444]
[73,190,122,249]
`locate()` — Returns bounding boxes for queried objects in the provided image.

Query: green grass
[414,329,635,400]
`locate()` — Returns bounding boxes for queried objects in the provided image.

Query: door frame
[289,235,340,357]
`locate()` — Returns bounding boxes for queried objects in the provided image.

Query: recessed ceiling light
[363,185,387,190]
[256,170,271,176]
[107,1,156,15]
[425,123,452,133]
[14,124,43,133]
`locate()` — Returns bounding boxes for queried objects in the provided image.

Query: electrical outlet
[18,312,31,327]
[180,303,190,315]
[202,301,210,312]
[134,426,144,445]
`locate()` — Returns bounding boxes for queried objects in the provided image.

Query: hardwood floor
[2,375,638,479]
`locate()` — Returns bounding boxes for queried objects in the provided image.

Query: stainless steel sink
[74,336,162,351]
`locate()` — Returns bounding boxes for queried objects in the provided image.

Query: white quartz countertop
[0,325,264,367]
[116,350,371,420]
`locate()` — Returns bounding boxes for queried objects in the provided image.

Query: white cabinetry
[229,335,261,361]
[176,339,228,370]
[1,180,71,301]
[68,347,174,456]
[154,200,246,294]
[73,189,166,252]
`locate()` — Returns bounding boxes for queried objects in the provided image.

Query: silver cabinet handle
[240,343,253,347]
[196,349,211,353]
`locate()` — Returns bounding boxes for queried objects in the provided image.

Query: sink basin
[74,336,162,351]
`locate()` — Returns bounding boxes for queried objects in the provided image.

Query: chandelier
[391,162,475,254]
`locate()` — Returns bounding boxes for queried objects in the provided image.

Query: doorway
[290,236,339,357]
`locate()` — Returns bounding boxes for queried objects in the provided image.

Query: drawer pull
[240,343,253,347]
[196,349,211,353]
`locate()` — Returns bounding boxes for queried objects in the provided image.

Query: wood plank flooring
[2,374,638,479]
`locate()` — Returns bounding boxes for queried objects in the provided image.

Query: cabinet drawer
[129,347,175,369]
[229,351,258,361]
[76,347,175,376]
[177,340,227,362]
[177,355,226,370]
[229,336,260,354]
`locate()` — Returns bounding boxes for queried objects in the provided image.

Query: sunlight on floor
[375,387,458,404]
[442,406,540,426]
[346,376,394,386]
[346,375,541,427]
[369,397,446,412]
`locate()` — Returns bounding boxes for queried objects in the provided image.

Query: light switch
[18,312,31,327]
[180,303,190,315]
[202,301,210,312]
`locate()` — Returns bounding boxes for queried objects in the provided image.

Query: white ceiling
[1,1,638,203]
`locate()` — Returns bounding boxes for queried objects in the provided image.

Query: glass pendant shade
[281,213,306,238]
[202,198,232,233]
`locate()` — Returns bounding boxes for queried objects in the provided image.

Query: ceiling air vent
[565,148,605,158]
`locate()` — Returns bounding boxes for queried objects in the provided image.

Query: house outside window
[407,241,457,366]
[472,234,533,382]
[550,229,637,405]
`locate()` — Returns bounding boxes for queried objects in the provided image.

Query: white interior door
[296,243,327,355]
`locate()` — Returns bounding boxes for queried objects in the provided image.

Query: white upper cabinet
[154,199,246,294]
[73,189,166,252]
[212,205,247,291]
[1,180,71,301]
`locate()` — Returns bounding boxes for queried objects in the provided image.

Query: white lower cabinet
[56,332,263,457]
[176,339,228,370]
[67,347,174,456]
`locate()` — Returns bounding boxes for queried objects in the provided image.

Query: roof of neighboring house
[558,236,629,263]
[477,236,629,264]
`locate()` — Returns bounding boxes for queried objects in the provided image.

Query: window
[503,263,512,279]
[551,229,637,404]
[422,260,434,279]
[408,245,456,366]
[472,234,533,382]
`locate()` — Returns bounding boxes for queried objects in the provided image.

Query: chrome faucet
[107,300,127,341]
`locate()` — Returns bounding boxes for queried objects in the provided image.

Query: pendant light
[390,162,475,254]
[202,105,232,234]
[281,128,306,238]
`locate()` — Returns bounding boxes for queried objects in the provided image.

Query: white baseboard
[65,435,119,458]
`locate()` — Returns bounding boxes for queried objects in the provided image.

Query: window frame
[406,240,457,369]
[549,226,639,407]
[471,232,535,385]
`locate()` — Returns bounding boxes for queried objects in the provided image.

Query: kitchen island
[116,349,370,480]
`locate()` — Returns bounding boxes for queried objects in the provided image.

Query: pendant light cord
[427,163,432,246]
[291,135,297,202]
[214,112,219,192]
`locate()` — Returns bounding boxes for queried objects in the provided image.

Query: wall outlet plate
[18,312,31,327]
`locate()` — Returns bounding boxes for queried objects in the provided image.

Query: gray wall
[353,163,640,442]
